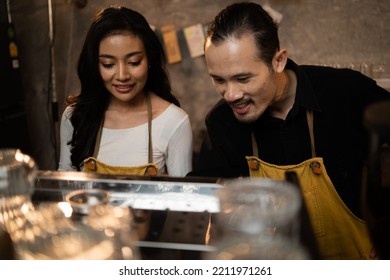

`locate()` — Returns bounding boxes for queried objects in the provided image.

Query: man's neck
[269,69,297,120]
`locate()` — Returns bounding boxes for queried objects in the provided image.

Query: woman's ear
[272,49,288,73]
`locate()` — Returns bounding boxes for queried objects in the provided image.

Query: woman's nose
[116,63,130,81]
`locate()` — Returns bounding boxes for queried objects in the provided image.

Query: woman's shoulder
[151,93,189,118]
[61,105,75,120]
[167,102,188,115]
[152,102,191,134]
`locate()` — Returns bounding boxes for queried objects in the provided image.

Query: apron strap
[93,122,103,158]
[306,109,316,158]
[146,92,153,164]
[251,109,317,158]
[251,131,259,158]
[92,93,154,163]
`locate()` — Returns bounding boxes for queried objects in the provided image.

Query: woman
[58,6,193,177]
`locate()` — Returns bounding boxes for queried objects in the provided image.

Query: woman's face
[98,31,149,104]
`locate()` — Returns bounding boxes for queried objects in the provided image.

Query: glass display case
[32,170,222,259]
[30,171,319,260]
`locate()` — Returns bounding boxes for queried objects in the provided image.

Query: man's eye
[212,77,225,84]
[237,77,249,83]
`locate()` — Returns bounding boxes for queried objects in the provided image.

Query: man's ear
[272,49,288,73]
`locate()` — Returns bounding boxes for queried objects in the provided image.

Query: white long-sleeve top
[58,104,193,177]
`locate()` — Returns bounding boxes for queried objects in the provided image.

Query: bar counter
[27,170,319,260]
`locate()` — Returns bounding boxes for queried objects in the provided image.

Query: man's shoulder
[301,64,371,84]
[299,64,381,97]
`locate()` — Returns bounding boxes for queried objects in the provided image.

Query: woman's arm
[166,114,193,177]
[58,107,76,171]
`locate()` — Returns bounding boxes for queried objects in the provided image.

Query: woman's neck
[107,91,148,112]
[104,92,150,128]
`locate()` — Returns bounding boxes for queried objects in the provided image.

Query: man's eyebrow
[232,72,253,77]
[209,72,253,79]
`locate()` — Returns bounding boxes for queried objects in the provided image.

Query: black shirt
[189,59,390,217]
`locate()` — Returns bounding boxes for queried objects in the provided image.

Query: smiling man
[188,2,390,259]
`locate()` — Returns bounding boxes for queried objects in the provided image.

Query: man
[189,2,390,259]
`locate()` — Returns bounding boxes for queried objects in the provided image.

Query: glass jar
[363,100,390,259]
[0,149,139,260]
[0,149,37,258]
[206,178,308,260]
[17,197,140,260]
[216,178,302,241]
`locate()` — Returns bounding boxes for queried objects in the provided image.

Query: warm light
[14,149,24,162]
[57,202,73,218]
[21,203,30,214]
[121,246,135,260]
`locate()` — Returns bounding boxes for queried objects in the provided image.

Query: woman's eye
[129,60,141,66]
[101,63,114,69]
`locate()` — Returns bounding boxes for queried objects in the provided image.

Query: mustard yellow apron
[246,110,373,259]
[83,93,158,176]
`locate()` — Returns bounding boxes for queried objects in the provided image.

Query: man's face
[205,33,279,123]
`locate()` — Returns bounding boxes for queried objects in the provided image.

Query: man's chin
[234,112,258,123]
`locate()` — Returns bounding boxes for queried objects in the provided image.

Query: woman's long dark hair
[67,5,179,170]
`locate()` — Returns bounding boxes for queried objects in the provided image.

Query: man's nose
[223,83,243,102]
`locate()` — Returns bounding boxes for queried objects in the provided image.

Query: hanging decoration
[183,23,206,58]
[161,24,182,64]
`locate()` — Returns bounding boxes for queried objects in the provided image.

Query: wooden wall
[7,0,390,170]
